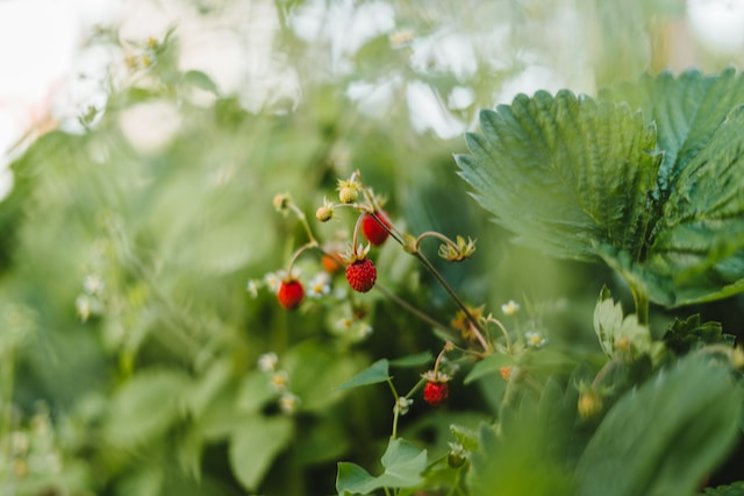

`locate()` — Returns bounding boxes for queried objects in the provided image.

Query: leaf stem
[630,283,649,326]
[375,283,456,338]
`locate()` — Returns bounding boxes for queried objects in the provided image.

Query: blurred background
[1,0,744,494]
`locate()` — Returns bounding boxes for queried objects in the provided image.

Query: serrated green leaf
[703,481,744,496]
[457,90,659,262]
[663,314,733,355]
[229,415,293,492]
[461,72,744,307]
[337,359,390,391]
[576,356,743,496]
[105,369,190,447]
[336,438,427,495]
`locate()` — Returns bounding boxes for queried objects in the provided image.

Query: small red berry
[277,279,304,310]
[345,258,377,293]
[361,211,391,246]
[423,381,449,406]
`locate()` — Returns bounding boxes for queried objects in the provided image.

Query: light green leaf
[464,353,515,384]
[229,415,293,492]
[105,369,190,447]
[182,70,220,95]
[336,438,427,495]
[457,90,659,262]
[337,359,390,391]
[576,356,743,496]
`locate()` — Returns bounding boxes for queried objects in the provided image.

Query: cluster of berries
[275,174,393,311]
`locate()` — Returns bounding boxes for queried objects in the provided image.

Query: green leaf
[229,415,294,492]
[182,70,220,95]
[461,72,744,307]
[104,369,190,447]
[336,438,427,495]
[663,314,734,355]
[464,353,515,384]
[576,356,743,496]
[337,359,390,391]
[599,70,744,306]
[389,352,433,368]
[457,90,659,262]
[703,481,744,496]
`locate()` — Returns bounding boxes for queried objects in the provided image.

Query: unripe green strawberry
[361,211,391,246]
[345,258,377,293]
[277,279,304,310]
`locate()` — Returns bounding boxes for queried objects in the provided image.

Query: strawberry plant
[2,4,744,496]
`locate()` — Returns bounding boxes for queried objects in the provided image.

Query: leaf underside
[458,70,744,306]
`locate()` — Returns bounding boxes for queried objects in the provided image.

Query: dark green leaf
[703,481,744,496]
[576,356,743,496]
[663,314,733,355]
[389,352,433,368]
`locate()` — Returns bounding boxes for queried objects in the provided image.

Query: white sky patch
[118,101,182,155]
[448,86,475,110]
[410,31,478,80]
[346,78,398,118]
[290,0,395,74]
[495,65,567,104]
[687,0,744,54]
[406,80,465,139]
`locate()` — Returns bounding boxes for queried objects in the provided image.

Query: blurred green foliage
[1,1,743,495]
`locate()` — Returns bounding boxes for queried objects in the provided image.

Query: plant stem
[415,231,460,252]
[630,283,649,326]
[288,203,317,244]
[375,283,456,337]
[386,378,400,439]
[592,358,621,389]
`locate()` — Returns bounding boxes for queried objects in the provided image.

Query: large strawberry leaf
[457,90,659,262]
[458,71,744,306]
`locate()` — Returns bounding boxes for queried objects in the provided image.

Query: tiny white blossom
[76,295,92,322]
[357,323,373,338]
[270,371,289,391]
[307,272,331,299]
[501,300,520,316]
[246,279,260,298]
[525,331,547,348]
[336,317,354,331]
[258,352,278,373]
[264,272,282,292]
[394,396,413,416]
[83,274,104,295]
[279,392,300,414]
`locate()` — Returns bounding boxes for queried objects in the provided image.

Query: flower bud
[578,390,603,420]
[316,205,333,222]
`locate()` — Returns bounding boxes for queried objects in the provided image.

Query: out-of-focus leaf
[389,352,433,368]
[105,369,190,447]
[703,481,744,496]
[337,359,390,391]
[464,353,515,384]
[592,286,658,359]
[336,438,427,495]
[182,70,220,95]
[576,356,743,496]
[663,314,734,355]
[229,415,293,492]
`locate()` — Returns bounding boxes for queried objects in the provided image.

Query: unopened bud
[316,205,333,222]
[578,390,603,420]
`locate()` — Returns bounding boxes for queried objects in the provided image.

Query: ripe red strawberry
[277,279,304,310]
[345,258,377,293]
[423,381,449,406]
[361,211,391,246]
